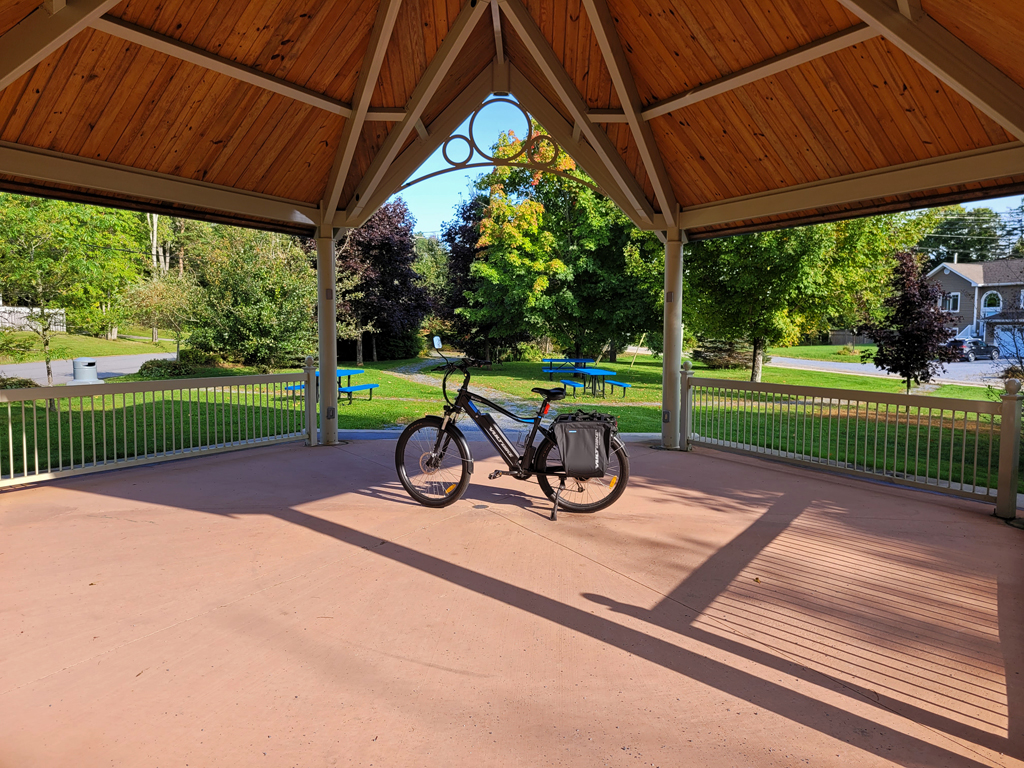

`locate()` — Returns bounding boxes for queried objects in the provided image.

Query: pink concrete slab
[1,440,1022,767]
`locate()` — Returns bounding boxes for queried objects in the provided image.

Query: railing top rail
[0,372,306,402]
[687,376,1001,414]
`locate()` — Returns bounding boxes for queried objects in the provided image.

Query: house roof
[1,0,1024,238]
[930,260,1024,286]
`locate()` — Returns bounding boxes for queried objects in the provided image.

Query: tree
[0,195,142,385]
[123,274,198,357]
[188,227,316,367]
[683,226,836,381]
[917,206,1007,269]
[338,200,431,363]
[862,251,956,393]
[473,125,663,359]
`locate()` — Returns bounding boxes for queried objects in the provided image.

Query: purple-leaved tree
[863,251,957,393]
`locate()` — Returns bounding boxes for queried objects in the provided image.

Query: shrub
[0,375,38,389]
[376,327,424,360]
[136,358,197,379]
[177,348,218,366]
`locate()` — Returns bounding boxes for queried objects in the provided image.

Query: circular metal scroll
[401,98,599,194]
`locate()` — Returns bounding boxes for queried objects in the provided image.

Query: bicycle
[394,338,630,520]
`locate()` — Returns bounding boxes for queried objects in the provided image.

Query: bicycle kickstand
[551,476,566,521]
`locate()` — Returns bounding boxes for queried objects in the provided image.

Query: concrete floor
[1,440,1022,767]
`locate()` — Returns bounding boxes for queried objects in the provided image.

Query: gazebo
[1,0,1022,448]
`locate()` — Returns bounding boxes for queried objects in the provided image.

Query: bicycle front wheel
[534,436,629,513]
[395,418,471,507]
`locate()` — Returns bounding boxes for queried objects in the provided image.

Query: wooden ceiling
[0,0,1022,240]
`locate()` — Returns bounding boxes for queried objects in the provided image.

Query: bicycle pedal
[488,470,504,480]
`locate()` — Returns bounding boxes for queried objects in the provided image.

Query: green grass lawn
[4,331,175,363]
[768,344,877,363]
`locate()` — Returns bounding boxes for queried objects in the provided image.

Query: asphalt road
[0,353,176,386]
[769,355,1004,386]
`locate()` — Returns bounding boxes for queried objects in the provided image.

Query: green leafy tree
[683,226,836,381]
[123,274,199,357]
[0,195,142,384]
[188,227,316,367]
[917,206,1007,269]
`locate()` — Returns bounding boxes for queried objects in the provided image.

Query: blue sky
[390,97,1024,234]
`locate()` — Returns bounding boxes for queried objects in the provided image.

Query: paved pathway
[0,352,176,386]
[769,355,1004,386]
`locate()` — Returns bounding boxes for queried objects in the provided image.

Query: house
[927,259,1024,352]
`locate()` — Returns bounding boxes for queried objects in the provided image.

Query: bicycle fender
[420,415,474,475]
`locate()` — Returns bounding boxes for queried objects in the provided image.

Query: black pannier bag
[551,411,617,478]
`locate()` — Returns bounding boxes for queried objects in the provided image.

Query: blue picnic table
[287,369,379,402]
[575,367,617,397]
[542,358,595,381]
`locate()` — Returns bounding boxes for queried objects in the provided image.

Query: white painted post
[303,355,317,446]
[661,233,684,448]
[679,360,693,451]
[995,378,1021,520]
[316,234,338,446]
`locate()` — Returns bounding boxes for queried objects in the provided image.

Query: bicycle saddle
[532,387,566,401]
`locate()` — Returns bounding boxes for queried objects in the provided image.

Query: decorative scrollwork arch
[398,98,604,196]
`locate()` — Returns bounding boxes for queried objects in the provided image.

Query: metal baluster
[32,399,39,475]
[947,408,955,489]
[902,404,911,480]
[20,401,27,478]
[882,403,890,476]
[960,409,968,490]
[6,402,12,479]
[936,410,945,486]
[972,411,981,492]
[987,411,995,494]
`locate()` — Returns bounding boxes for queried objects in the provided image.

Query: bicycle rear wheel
[534,436,629,512]
[395,418,471,507]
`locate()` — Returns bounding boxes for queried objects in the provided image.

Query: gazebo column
[661,232,684,449]
[316,232,339,446]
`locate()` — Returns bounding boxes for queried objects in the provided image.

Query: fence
[0,306,66,333]
[680,362,1022,519]
[0,363,318,488]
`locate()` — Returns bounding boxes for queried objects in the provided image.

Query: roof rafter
[0,0,122,92]
[836,0,1024,140]
[0,142,318,227]
[345,0,490,221]
[338,63,496,229]
[580,0,677,219]
[498,0,655,224]
[641,23,876,121]
[677,143,1024,231]
[89,15,404,122]
[509,66,658,230]
[491,0,505,68]
[320,0,403,232]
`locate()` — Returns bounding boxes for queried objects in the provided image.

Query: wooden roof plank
[836,0,1024,140]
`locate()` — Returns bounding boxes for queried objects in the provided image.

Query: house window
[941,292,960,312]
[982,291,1002,317]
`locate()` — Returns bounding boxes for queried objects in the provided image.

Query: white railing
[0,363,318,488]
[680,362,1022,519]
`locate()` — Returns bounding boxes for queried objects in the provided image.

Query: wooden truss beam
[641,23,876,121]
[345,0,490,221]
[320,0,403,231]
[0,0,122,92]
[676,143,1024,231]
[0,142,318,228]
[509,66,657,230]
[338,64,496,229]
[498,0,655,223]
[580,0,676,217]
[836,0,1024,140]
[89,16,405,121]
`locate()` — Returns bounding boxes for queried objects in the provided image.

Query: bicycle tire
[395,418,472,507]
[534,435,629,513]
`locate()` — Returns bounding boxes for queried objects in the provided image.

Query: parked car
[945,339,1000,362]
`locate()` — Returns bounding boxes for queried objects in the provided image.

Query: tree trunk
[356,335,364,367]
[609,346,618,363]
[750,337,765,383]
[106,325,118,341]
[485,341,492,363]
[152,326,159,343]
[372,334,377,363]
[43,333,53,387]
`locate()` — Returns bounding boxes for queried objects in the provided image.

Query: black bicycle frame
[436,376,554,477]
